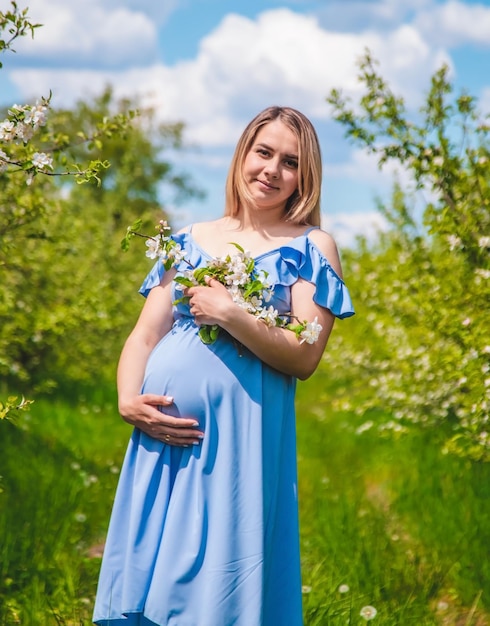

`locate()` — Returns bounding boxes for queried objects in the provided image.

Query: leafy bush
[0,3,202,396]
[324,51,490,460]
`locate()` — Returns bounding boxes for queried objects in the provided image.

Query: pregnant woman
[93,105,354,626]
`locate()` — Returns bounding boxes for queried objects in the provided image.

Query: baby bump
[141,320,260,423]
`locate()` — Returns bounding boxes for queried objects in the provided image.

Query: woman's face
[242,119,299,213]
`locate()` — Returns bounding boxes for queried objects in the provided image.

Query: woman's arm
[117,267,204,445]
[186,230,342,380]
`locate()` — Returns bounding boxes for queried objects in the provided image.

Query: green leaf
[172,296,190,306]
[197,324,220,344]
[174,276,195,288]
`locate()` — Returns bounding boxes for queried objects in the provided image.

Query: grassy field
[0,375,489,625]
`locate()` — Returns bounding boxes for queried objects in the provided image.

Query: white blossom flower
[360,605,377,620]
[31,152,53,170]
[478,236,490,249]
[224,256,249,286]
[24,103,48,128]
[258,305,279,326]
[356,420,374,434]
[158,219,171,231]
[475,268,490,280]
[262,289,274,302]
[0,120,16,142]
[167,243,186,263]
[8,103,25,114]
[299,316,322,344]
[247,295,263,312]
[257,270,272,290]
[207,256,226,269]
[145,237,163,259]
[338,584,350,593]
[237,299,254,312]
[447,234,462,251]
[227,284,241,299]
[175,270,199,291]
[14,122,34,142]
[433,156,444,167]
[0,150,8,173]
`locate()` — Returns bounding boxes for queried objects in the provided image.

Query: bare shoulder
[176,218,225,236]
[188,218,227,236]
[307,228,343,278]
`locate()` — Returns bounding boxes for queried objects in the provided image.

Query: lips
[256,178,278,190]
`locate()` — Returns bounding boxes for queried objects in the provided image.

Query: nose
[264,158,280,178]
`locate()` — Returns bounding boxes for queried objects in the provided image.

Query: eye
[257,148,270,157]
[284,158,298,169]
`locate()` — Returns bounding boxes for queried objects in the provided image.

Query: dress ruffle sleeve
[138,230,354,319]
[261,236,355,319]
[138,232,190,298]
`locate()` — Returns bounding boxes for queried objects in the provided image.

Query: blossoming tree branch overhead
[122,220,323,346]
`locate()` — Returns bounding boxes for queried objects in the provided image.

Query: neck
[232,204,288,232]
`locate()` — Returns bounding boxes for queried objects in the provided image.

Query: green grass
[296,379,490,625]
[0,377,489,625]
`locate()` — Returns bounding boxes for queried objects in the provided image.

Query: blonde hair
[224,106,322,226]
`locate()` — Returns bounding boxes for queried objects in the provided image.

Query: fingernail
[165,396,174,402]
[192,440,201,445]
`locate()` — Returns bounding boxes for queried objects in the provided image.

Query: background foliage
[1,90,201,391]
[0,4,202,395]
[324,51,490,460]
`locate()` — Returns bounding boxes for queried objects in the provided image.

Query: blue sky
[1,0,490,246]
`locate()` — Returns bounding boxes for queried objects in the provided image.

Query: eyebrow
[256,142,298,160]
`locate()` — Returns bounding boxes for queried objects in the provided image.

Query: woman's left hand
[186,276,234,326]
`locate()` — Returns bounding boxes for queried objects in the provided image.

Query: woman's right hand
[118,393,204,447]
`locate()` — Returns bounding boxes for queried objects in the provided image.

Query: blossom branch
[122,220,323,345]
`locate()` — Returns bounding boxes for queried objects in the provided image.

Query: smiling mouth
[256,179,278,190]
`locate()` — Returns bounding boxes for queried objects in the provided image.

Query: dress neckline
[187,226,318,262]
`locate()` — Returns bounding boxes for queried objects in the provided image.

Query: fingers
[144,421,204,447]
[147,400,204,446]
[140,393,174,406]
[161,428,204,447]
[122,394,204,447]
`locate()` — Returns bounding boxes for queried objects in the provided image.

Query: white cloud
[9,7,448,146]
[103,0,181,25]
[480,87,490,114]
[325,149,414,190]
[323,210,390,248]
[13,0,158,67]
[414,0,490,47]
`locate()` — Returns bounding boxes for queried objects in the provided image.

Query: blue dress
[93,228,354,626]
